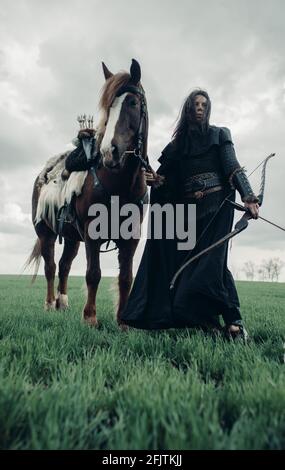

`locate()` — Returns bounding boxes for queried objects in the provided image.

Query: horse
[27,59,149,327]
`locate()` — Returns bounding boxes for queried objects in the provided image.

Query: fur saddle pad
[35,151,88,233]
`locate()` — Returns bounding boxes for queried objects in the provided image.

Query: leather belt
[184,172,224,199]
[187,185,223,199]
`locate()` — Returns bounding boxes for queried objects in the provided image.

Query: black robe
[121,126,242,329]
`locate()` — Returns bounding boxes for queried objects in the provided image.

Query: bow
[248,152,275,206]
[170,152,284,290]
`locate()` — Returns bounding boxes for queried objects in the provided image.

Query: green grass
[0,275,284,450]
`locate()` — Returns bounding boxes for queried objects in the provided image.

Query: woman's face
[193,94,208,123]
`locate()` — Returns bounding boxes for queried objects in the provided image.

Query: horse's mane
[99,72,131,111]
[96,71,144,142]
[96,72,130,138]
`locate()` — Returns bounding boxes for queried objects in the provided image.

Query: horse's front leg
[117,239,139,325]
[83,236,101,327]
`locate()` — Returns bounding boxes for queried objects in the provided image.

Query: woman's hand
[244,201,259,219]
[142,169,165,187]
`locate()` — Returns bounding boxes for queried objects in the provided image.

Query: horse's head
[98,59,148,171]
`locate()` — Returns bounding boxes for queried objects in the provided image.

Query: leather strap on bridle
[115,85,150,170]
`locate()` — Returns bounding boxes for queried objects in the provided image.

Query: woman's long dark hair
[172,89,211,145]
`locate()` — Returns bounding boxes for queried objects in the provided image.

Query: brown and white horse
[28,59,149,327]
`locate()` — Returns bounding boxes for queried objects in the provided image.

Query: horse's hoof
[56,293,69,310]
[83,316,100,328]
[44,300,57,311]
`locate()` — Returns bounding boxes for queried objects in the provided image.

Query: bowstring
[180,189,233,261]
[178,154,271,263]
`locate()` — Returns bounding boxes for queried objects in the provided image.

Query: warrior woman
[120,89,259,340]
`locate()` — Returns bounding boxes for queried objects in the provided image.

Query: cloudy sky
[0,0,284,281]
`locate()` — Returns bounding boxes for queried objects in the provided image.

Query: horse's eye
[129,99,138,107]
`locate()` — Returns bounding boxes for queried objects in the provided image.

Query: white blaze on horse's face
[100,93,128,169]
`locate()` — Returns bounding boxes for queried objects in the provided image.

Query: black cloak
[120,126,242,329]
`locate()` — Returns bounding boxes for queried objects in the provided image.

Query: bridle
[113,84,149,170]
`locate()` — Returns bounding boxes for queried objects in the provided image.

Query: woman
[121,89,259,340]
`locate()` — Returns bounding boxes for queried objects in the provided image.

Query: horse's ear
[102,62,113,80]
[130,59,141,85]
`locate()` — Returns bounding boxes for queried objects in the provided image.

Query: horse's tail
[24,238,42,284]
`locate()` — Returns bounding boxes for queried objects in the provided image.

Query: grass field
[0,274,284,450]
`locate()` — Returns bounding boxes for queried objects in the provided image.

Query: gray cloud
[0,0,284,277]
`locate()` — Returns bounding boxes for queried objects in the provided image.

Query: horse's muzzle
[103,159,121,171]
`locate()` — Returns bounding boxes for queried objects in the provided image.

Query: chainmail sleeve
[219,128,259,203]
